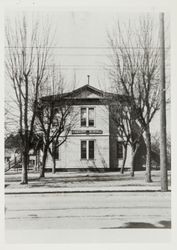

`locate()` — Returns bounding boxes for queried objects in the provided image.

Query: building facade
[43,84,144,171]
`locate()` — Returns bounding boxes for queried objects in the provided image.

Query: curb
[5,187,171,195]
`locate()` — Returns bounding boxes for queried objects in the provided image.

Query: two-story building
[42,84,145,171]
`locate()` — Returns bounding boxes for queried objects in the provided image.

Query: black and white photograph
[2,0,175,246]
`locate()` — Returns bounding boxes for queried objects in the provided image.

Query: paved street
[5,191,171,229]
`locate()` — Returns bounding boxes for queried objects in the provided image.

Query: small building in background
[5,148,16,164]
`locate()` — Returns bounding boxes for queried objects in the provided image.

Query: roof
[41,84,128,103]
[65,84,104,97]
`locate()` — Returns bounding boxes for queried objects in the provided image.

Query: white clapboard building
[42,84,145,171]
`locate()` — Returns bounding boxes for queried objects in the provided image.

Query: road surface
[5,192,171,229]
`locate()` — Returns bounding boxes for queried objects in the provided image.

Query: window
[52,118,58,127]
[81,140,95,160]
[117,142,123,159]
[89,140,94,159]
[81,107,95,127]
[81,141,87,159]
[52,109,61,127]
[81,108,87,127]
[52,143,59,160]
[88,108,94,126]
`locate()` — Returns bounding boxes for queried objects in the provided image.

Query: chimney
[87,75,90,85]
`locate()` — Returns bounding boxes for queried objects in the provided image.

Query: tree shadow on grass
[116,222,157,228]
[102,221,171,229]
[30,175,144,184]
[158,220,171,228]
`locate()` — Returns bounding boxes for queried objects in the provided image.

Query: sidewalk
[5,170,171,194]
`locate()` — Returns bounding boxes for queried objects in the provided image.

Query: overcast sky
[5,11,170,134]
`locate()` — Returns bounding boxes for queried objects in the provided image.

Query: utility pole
[160,12,168,192]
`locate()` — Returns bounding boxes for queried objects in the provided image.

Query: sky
[4,11,171,135]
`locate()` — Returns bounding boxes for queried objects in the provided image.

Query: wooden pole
[160,12,168,192]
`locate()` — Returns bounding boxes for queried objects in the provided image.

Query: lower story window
[81,141,87,159]
[81,140,95,160]
[52,143,59,160]
[89,140,94,159]
[117,141,123,159]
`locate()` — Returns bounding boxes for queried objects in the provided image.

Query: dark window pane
[81,108,86,127]
[117,142,123,159]
[52,118,58,127]
[54,148,59,160]
[81,141,87,159]
[89,140,94,159]
[88,108,94,126]
[52,143,59,160]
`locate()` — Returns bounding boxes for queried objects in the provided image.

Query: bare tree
[109,97,144,176]
[108,15,160,182]
[151,132,171,169]
[36,67,76,177]
[4,101,19,139]
[5,15,52,184]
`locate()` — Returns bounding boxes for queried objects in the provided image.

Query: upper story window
[81,107,95,127]
[81,108,87,127]
[88,108,94,126]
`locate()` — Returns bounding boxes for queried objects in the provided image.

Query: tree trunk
[145,126,152,182]
[130,143,140,177]
[21,74,29,184]
[130,148,136,177]
[21,151,28,184]
[120,144,127,174]
[40,145,48,178]
[36,150,40,171]
[52,156,56,174]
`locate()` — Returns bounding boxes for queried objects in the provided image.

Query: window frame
[80,140,95,160]
[117,141,124,159]
[88,140,94,159]
[80,107,95,127]
[52,142,60,161]
[81,140,87,160]
[80,107,87,127]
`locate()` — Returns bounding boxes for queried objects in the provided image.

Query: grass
[5,170,171,190]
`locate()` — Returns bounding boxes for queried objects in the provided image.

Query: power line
[45,64,170,67]
[5,46,171,50]
[6,53,112,57]
[5,50,171,56]
[45,64,112,67]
